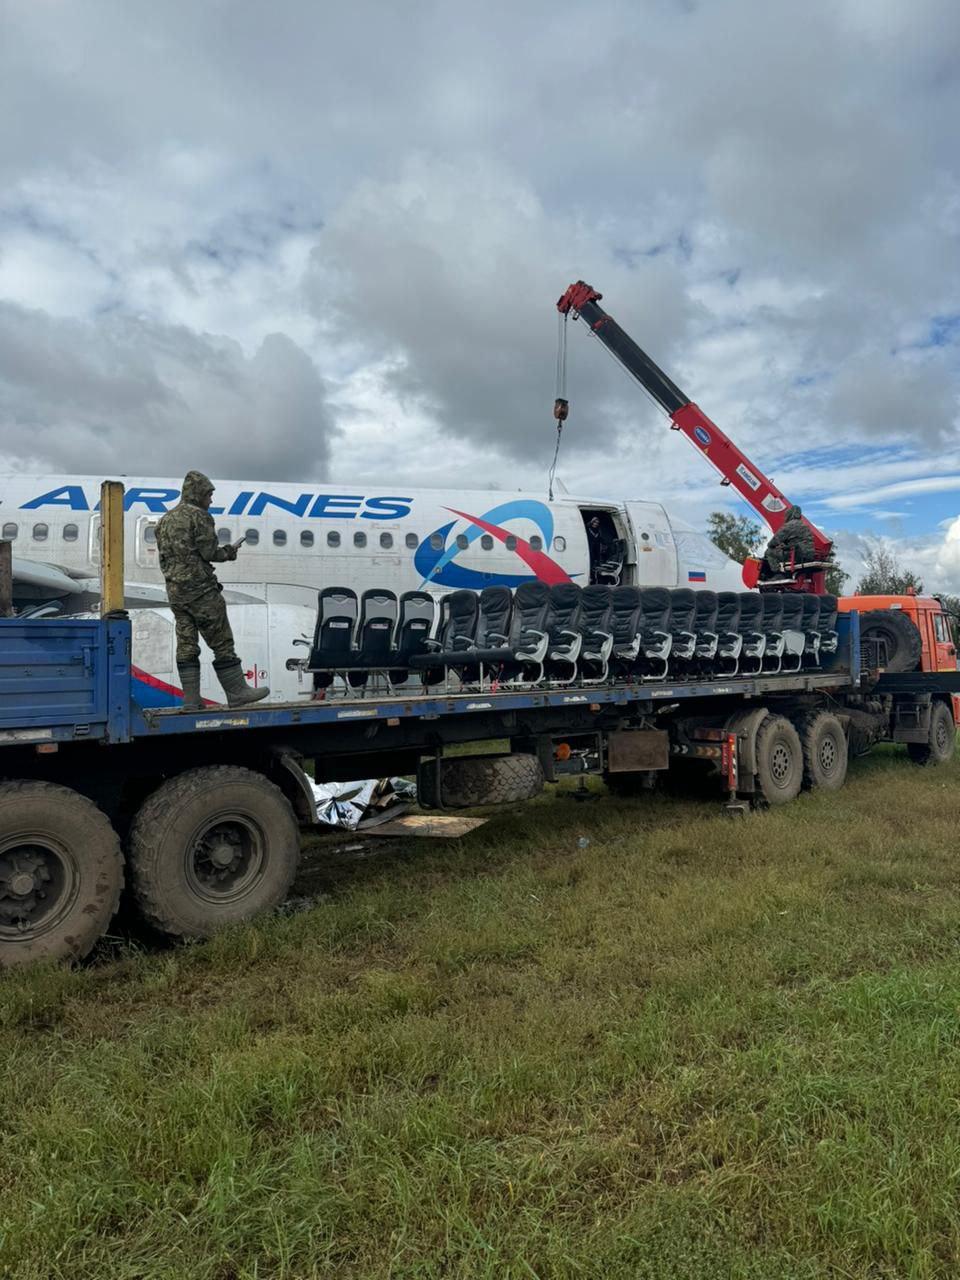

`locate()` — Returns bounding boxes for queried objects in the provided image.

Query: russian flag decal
[688,570,706,582]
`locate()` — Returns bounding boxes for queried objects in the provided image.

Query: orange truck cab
[838,593,958,673]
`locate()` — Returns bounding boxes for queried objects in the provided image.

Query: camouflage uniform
[763,505,815,576]
[156,470,239,665]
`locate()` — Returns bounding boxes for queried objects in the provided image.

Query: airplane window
[245,528,259,546]
[32,523,49,542]
[2,522,17,540]
[63,523,79,542]
[273,529,287,547]
[300,530,315,547]
[481,534,493,550]
[217,527,231,544]
[505,535,517,551]
[529,535,542,551]
[641,532,650,541]
[456,534,469,550]
[327,531,341,548]
[142,525,157,545]
[430,532,444,550]
[354,531,367,548]
[554,536,566,552]
[405,532,418,549]
[380,532,394,549]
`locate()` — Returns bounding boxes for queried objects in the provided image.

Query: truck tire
[0,780,123,968]
[795,711,848,791]
[907,700,956,766]
[127,766,300,940]
[753,715,803,806]
[420,754,544,809]
[859,609,923,673]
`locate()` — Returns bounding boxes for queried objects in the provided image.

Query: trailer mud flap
[606,729,670,772]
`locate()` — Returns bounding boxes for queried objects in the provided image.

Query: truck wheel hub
[771,744,791,783]
[187,818,265,902]
[0,841,72,933]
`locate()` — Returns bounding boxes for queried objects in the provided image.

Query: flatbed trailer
[2,599,958,969]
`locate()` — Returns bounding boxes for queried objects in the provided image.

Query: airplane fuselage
[3,474,744,597]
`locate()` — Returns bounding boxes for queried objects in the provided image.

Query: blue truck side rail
[0,617,131,747]
[0,612,860,748]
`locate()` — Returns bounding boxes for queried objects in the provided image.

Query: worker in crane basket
[156,470,270,710]
[762,504,815,578]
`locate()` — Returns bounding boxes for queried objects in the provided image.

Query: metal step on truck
[1,484,958,969]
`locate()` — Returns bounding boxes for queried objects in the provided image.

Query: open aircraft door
[623,502,677,587]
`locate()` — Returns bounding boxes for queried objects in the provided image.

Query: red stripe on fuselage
[444,508,572,584]
[131,665,217,706]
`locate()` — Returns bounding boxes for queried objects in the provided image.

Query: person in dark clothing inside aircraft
[587,515,613,584]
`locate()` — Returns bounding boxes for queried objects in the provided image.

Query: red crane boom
[557,280,833,592]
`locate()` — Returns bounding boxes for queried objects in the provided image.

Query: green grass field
[4,748,960,1279]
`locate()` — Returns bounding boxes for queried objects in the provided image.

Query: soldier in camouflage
[762,505,816,578]
[156,470,270,710]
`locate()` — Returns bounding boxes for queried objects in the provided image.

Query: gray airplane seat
[668,588,697,673]
[779,593,806,673]
[348,588,399,689]
[801,594,822,667]
[817,594,839,658]
[389,591,436,688]
[715,592,742,676]
[760,592,785,674]
[502,580,551,684]
[609,585,644,678]
[737,592,766,675]
[451,586,514,686]
[638,587,672,680]
[596,537,626,586]
[308,586,359,691]
[578,585,614,684]
[692,590,719,672]
[409,589,479,686]
[543,582,583,685]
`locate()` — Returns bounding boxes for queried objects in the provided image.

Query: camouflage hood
[783,505,803,523]
[181,470,214,507]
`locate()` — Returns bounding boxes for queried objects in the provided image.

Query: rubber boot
[213,658,270,707]
[177,661,203,712]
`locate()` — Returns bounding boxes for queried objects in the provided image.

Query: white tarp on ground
[308,777,418,830]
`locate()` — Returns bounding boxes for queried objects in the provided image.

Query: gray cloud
[0,0,958,524]
[0,303,337,479]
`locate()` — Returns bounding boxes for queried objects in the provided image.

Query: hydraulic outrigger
[557,281,833,593]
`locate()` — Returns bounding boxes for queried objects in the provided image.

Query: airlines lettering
[21,486,413,521]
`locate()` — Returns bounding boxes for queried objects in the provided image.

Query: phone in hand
[232,536,246,551]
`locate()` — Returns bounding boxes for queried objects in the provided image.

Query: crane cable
[549,312,569,501]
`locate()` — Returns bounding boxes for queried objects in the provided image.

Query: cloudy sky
[2,0,960,586]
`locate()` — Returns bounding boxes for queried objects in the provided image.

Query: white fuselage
[4,474,745,704]
[4,474,743,595]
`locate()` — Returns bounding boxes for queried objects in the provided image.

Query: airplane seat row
[305,583,840,692]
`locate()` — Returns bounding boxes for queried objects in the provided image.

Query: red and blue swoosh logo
[414,499,573,589]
